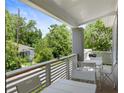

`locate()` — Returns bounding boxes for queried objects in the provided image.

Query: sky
[5,0,62,37]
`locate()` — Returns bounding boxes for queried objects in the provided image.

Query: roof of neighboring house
[18,44,35,52]
[6,41,35,52]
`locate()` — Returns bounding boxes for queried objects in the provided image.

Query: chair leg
[103,73,115,89]
[114,82,116,89]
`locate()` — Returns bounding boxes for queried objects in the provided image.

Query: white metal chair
[102,63,117,88]
[16,75,42,93]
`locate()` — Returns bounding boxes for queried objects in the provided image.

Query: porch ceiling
[21,0,117,27]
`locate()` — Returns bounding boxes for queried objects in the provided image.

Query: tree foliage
[46,24,72,58]
[5,10,42,71]
[18,20,42,47]
[84,20,112,51]
[33,39,53,63]
[6,10,72,71]
[6,41,20,71]
[6,10,15,41]
[6,41,29,71]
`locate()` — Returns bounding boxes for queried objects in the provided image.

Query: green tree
[46,24,72,58]
[18,20,42,47]
[34,39,53,63]
[6,10,42,47]
[6,10,72,71]
[6,41,28,71]
[5,10,43,71]
[6,10,15,41]
[84,20,112,51]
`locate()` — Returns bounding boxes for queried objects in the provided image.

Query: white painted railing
[84,50,112,65]
[92,51,112,65]
[6,54,77,93]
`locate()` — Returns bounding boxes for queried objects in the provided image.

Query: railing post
[65,58,70,79]
[46,63,51,86]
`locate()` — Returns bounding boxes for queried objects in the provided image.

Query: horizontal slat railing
[6,54,77,93]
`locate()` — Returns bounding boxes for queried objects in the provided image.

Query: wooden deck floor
[71,79,118,93]
[96,84,117,93]
[96,79,118,93]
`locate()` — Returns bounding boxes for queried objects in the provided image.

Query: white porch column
[72,27,84,64]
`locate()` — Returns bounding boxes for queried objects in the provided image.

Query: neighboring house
[18,44,35,62]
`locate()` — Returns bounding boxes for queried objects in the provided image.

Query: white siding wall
[112,16,118,65]
[112,15,118,88]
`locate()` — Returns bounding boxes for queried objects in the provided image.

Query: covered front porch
[6,52,117,93]
[6,0,118,93]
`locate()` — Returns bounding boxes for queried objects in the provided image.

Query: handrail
[6,54,77,93]
[92,51,112,53]
[6,54,76,78]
